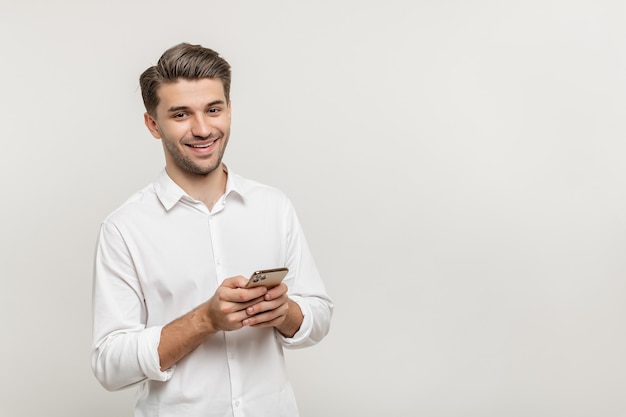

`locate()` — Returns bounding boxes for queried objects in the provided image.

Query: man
[91,43,333,417]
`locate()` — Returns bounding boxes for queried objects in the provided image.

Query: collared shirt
[91,166,333,417]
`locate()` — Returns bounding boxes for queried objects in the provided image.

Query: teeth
[190,140,215,148]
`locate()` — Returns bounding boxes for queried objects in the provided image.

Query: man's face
[144,78,231,178]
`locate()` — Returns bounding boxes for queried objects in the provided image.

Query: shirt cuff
[138,325,175,382]
[278,296,312,346]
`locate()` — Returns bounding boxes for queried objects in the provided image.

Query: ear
[144,112,162,139]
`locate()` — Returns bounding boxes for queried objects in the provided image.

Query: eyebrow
[166,100,226,113]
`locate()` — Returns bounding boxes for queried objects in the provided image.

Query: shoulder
[231,172,292,205]
[102,183,160,226]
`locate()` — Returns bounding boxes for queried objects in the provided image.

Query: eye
[171,112,190,120]
[208,108,220,114]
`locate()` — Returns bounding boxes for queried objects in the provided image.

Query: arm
[239,279,332,347]
[273,201,334,348]
[157,276,268,371]
[91,222,269,388]
[92,222,155,391]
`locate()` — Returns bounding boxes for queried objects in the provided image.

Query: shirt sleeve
[91,221,173,391]
[278,294,334,348]
[277,200,334,349]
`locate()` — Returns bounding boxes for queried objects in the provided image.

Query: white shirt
[91,167,333,417]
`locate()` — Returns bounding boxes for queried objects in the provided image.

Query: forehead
[156,78,227,111]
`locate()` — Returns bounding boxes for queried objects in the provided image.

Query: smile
[187,139,217,148]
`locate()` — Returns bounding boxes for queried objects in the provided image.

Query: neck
[166,164,228,209]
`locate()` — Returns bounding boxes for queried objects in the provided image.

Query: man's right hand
[205,275,269,332]
[158,275,268,371]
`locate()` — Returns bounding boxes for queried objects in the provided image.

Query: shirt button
[234,400,240,407]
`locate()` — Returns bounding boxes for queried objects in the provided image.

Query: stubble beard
[165,135,229,176]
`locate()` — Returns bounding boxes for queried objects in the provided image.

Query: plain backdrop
[2,1,626,416]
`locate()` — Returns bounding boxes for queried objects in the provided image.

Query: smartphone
[244,267,289,288]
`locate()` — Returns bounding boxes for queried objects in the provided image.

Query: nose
[190,113,212,138]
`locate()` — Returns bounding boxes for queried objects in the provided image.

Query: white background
[2,1,626,416]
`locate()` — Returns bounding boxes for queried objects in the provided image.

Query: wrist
[277,299,303,338]
[195,302,218,335]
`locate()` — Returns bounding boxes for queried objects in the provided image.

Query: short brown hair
[139,43,232,116]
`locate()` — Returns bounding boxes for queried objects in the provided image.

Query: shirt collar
[154,164,246,211]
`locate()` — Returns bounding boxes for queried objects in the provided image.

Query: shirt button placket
[208,214,222,274]
[233,399,243,417]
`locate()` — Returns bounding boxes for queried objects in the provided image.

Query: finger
[220,275,249,289]
[232,295,267,313]
[245,295,287,316]
[246,312,286,328]
[263,283,288,301]
[244,301,289,324]
[220,286,268,303]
